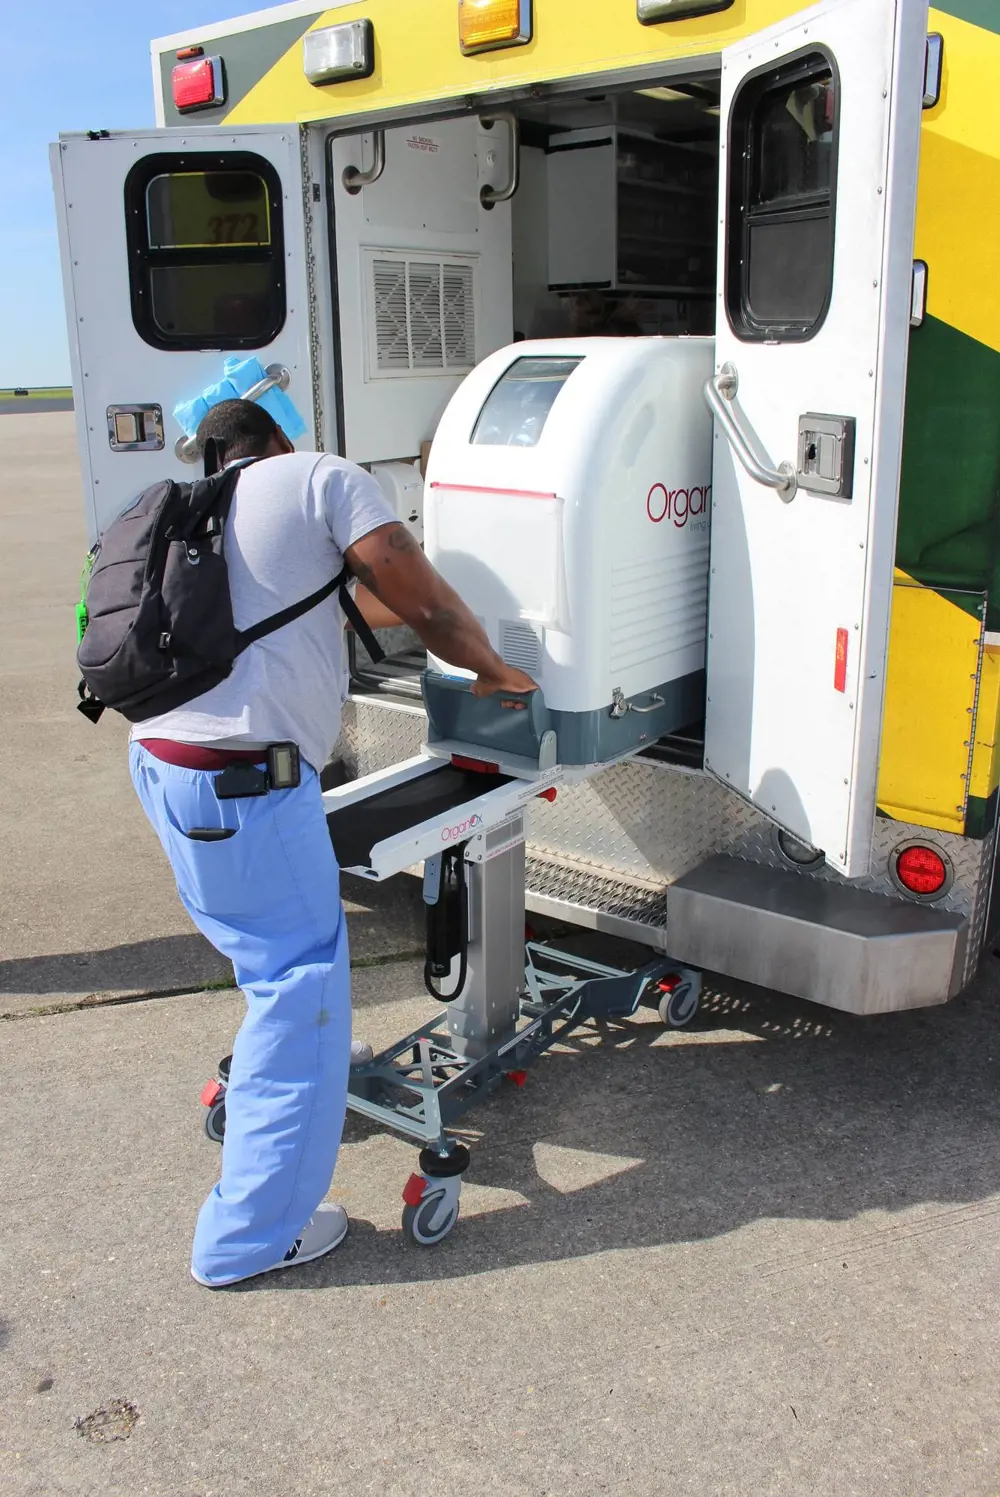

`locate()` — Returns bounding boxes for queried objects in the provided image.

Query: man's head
[196,399,294,474]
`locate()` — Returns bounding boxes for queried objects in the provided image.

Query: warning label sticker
[406,135,440,155]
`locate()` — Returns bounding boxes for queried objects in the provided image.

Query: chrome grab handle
[480,112,521,207]
[610,688,665,719]
[343,129,386,194]
[629,693,665,715]
[703,362,797,501]
[174,363,291,465]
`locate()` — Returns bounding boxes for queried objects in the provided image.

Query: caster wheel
[204,1098,227,1143]
[657,975,700,1029]
[218,1054,232,1084]
[402,1190,460,1247]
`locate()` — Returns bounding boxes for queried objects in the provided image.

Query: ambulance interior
[341,73,749,771]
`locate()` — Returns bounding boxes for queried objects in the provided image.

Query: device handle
[174,364,292,465]
[703,362,797,501]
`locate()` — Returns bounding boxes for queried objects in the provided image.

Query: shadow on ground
[0,934,229,997]
[239,960,1000,1292]
[0,879,425,1001]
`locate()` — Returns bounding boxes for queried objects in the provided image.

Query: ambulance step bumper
[666,855,968,1016]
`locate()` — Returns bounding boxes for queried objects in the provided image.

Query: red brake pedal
[402,1173,428,1206]
[201,1079,223,1107]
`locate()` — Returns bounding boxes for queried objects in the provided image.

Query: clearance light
[895,845,948,898]
[303,20,375,85]
[638,0,735,23]
[459,0,532,56]
[171,55,225,112]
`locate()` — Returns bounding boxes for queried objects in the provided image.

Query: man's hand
[345,523,539,694]
[472,664,539,698]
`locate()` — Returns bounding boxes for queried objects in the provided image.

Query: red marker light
[834,628,849,693]
[896,845,947,896]
[176,44,204,59]
[172,56,225,112]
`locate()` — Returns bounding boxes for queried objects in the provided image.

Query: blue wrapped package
[173,356,307,442]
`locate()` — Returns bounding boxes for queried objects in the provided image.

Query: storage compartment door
[704,0,928,876]
[329,117,514,464]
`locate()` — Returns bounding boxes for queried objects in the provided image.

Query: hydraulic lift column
[446,839,526,1062]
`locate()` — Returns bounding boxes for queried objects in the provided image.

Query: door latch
[106,404,164,452]
[796,414,856,500]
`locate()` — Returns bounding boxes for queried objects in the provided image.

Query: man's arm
[345,523,537,696]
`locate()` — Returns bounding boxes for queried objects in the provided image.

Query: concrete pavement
[3,963,1000,1495]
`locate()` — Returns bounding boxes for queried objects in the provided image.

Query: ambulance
[51,0,1000,1018]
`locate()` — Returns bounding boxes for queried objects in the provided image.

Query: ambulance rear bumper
[666,855,968,1016]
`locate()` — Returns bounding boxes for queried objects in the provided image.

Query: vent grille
[369,253,477,377]
[500,620,542,676]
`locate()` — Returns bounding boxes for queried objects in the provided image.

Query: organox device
[422,336,715,773]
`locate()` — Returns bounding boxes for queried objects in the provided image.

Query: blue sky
[1,1,258,387]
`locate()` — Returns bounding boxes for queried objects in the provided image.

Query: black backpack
[76,464,383,724]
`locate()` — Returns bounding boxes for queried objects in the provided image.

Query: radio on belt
[422,336,715,775]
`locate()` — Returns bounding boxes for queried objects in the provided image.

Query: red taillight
[172,56,224,112]
[896,845,947,897]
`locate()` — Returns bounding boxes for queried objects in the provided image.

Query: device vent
[500,620,542,677]
[369,253,477,377]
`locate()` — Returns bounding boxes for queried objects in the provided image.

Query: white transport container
[423,336,715,767]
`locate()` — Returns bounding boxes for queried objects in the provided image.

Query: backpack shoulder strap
[234,567,386,663]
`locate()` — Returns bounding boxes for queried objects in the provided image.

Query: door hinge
[923,34,943,109]
[910,260,928,328]
[312,182,321,203]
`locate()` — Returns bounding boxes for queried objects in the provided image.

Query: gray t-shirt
[133,451,397,772]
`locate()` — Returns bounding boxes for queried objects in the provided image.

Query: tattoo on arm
[387,525,419,557]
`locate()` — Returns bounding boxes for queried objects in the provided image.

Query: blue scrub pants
[129,743,352,1285]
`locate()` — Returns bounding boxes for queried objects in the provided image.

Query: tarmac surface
[0,399,74,415]
[2,413,1000,1496]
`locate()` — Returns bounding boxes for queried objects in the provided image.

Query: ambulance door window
[726,55,837,341]
[124,152,286,350]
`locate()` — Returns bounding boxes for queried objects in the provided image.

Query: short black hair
[196,399,282,470]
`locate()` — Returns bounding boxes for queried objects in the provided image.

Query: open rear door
[704,0,928,876]
[51,127,315,541]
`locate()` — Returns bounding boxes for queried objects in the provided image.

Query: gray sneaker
[191,1204,349,1288]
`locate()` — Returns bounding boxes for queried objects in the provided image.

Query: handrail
[343,129,386,194]
[174,363,291,465]
[703,362,797,501]
[479,112,521,207]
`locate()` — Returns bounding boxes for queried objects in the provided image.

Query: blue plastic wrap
[173,356,307,441]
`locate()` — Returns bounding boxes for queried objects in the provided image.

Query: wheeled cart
[201,739,701,1247]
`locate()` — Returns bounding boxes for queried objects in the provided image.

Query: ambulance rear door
[703,0,929,876]
[51,126,316,541]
